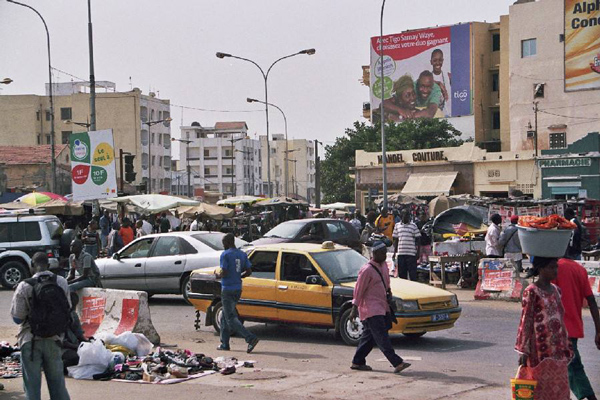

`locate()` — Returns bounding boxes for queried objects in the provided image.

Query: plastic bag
[77,340,113,367]
[67,363,107,380]
[111,332,153,357]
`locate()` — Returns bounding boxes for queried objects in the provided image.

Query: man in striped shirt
[392,211,421,281]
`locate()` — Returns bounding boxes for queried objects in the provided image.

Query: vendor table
[428,254,480,289]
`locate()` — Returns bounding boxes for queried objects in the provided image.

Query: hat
[372,240,387,252]
[511,215,519,224]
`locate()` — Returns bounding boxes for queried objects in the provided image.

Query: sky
[0,0,514,155]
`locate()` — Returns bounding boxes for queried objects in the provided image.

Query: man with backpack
[10,252,71,400]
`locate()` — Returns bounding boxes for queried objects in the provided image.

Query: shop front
[354,143,484,212]
[538,133,600,200]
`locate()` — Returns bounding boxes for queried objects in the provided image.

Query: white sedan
[96,231,248,302]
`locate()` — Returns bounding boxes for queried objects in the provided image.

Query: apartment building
[0,81,172,193]
[178,122,262,197]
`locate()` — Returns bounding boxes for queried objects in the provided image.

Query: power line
[537,109,600,121]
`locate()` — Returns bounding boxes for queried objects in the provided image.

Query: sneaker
[247,337,259,353]
[393,362,411,374]
[217,344,230,351]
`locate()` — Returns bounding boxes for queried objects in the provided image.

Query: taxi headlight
[450,295,459,308]
[395,299,419,311]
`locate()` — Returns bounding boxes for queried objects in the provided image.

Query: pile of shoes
[0,342,21,379]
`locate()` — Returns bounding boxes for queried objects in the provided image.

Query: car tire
[403,332,426,339]
[339,308,363,346]
[0,261,28,289]
[181,274,192,305]
[212,301,223,334]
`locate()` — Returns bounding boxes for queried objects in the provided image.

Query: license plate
[432,313,449,322]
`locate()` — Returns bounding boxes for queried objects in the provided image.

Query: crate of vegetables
[517,215,577,258]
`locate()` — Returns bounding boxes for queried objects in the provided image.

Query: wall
[473,151,541,198]
[508,0,600,151]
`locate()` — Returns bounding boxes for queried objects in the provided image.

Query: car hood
[191,265,221,277]
[339,278,454,301]
[251,237,289,246]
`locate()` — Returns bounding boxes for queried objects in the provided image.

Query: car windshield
[311,249,368,283]
[191,233,248,250]
[263,222,304,239]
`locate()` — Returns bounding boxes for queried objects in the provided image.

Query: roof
[0,145,68,165]
[214,122,248,130]
[252,242,353,253]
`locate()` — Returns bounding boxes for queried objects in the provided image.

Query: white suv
[0,214,62,288]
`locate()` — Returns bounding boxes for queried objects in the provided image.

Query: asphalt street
[1,287,598,399]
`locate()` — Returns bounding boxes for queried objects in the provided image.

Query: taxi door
[237,249,279,320]
[275,251,333,326]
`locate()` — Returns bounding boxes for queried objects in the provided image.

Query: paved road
[1,288,599,399]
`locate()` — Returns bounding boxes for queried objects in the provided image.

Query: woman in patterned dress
[515,257,573,400]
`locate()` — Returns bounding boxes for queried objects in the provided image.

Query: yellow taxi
[188,242,461,346]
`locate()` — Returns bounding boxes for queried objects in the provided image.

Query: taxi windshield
[311,249,367,283]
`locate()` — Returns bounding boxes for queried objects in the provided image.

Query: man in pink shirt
[349,241,411,374]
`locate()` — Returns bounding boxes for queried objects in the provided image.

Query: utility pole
[533,101,539,157]
[119,149,124,193]
[87,0,96,131]
[380,0,388,210]
[314,143,319,205]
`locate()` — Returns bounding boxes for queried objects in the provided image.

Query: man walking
[375,207,395,243]
[554,257,600,400]
[498,215,523,271]
[67,239,102,291]
[392,211,421,281]
[215,233,259,353]
[11,252,71,400]
[99,210,110,251]
[565,208,584,260]
[350,241,411,374]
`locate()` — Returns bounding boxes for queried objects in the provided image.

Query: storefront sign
[538,158,591,168]
[376,150,447,165]
[377,153,404,164]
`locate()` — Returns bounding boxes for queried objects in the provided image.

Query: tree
[321,118,464,203]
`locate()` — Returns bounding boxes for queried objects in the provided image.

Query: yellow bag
[511,366,537,400]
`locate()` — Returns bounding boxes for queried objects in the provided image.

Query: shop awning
[401,171,458,197]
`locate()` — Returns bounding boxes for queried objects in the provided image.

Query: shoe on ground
[394,362,411,374]
[247,337,259,353]
[217,344,230,351]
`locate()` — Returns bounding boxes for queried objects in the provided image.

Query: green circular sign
[372,76,393,100]
[91,166,108,185]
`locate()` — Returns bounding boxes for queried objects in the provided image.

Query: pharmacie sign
[538,158,592,168]
[377,150,446,165]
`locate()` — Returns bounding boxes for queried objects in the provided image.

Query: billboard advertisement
[70,129,118,201]
[370,24,472,122]
[565,0,600,91]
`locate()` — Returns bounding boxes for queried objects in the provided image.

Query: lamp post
[216,48,315,198]
[247,97,295,197]
[87,0,97,131]
[143,117,172,194]
[228,137,244,197]
[171,138,192,197]
[379,0,388,210]
[8,0,57,192]
[65,119,91,131]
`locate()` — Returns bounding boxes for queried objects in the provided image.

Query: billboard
[70,129,118,201]
[370,24,472,122]
[565,0,600,91]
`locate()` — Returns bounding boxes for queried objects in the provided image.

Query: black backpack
[25,274,71,338]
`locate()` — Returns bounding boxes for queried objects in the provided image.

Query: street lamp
[171,137,192,197]
[8,0,57,193]
[65,119,91,131]
[216,48,315,198]
[0,78,13,85]
[143,117,172,194]
[379,0,388,210]
[228,137,244,197]
[247,97,295,197]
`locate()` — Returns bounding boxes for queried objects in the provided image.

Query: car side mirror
[113,253,120,260]
[306,275,326,286]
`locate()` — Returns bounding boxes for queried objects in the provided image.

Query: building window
[521,38,537,58]
[492,33,500,52]
[151,155,155,166]
[159,157,162,167]
[36,111,40,121]
[492,110,501,130]
[492,73,499,92]
[60,107,72,120]
[61,131,72,144]
[151,132,155,144]
[549,132,567,149]
[533,83,545,99]
[204,167,210,175]
[158,134,162,144]
[46,111,51,121]
[46,135,51,144]
[204,149,210,157]
[224,149,232,157]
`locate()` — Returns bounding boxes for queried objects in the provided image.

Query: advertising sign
[70,129,118,201]
[370,24,472,122]
[565,0,600,91]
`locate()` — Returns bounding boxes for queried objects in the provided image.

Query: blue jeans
[352,315,403,368]
[83,244,98,259]
[21,339,70,400]
[69,278,97,292]
[397,255,418,281]
[220,289,256,348]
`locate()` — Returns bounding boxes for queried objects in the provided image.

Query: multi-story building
[178,122,262,197]
[0,81,172,193]
[260,134,316,202]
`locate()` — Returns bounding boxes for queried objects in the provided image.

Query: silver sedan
[96,231,248,302]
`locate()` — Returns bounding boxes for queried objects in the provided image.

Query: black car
[252,218,363,252]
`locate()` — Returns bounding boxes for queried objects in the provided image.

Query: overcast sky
[1,0,514,153]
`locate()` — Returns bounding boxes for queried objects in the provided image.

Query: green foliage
[321,118,464,203]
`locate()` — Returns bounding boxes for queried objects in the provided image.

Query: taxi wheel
[339,308,363,346]
[181,275,192,305]
[403,332,426,339]
[212,301,243,335]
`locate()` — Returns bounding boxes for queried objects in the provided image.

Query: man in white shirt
[140,215,153,236]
